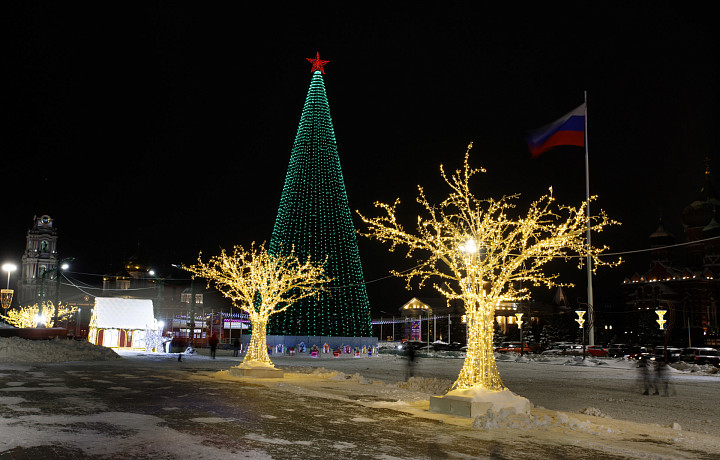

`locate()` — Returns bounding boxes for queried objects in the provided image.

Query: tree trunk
[243,316,271,364]
[453,301,505,391]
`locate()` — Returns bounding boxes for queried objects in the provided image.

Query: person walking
[405,344,416,381]
[233,338,240,357]
[638,356,653,395]
[209,334,219,359]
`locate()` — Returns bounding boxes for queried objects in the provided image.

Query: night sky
[2,3,717,314]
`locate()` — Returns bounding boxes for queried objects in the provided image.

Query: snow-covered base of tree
[229,359,284,378]
[234,360,278,369]
[443,387,531,414]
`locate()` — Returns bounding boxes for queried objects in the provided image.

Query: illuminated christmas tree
[268,53,372,337]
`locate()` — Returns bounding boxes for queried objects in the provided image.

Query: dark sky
[1,3,717,314]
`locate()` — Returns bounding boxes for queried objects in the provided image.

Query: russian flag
[526,103,586,158]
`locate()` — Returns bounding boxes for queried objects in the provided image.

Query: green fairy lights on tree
[268,52,371,337]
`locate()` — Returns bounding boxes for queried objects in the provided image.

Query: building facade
[622,166,720,346]
[17,215,60,307]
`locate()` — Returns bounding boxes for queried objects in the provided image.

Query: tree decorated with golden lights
[359,144,618,391]
[184,243,331,367]
[0,302,77,329]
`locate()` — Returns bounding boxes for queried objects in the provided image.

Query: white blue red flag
[526,103,586,158]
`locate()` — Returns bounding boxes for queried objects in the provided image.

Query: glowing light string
[183,242,330,366]
[359,143,618,391]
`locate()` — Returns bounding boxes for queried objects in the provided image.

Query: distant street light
[39,257,75,325]
[1,263,16,310]
[655,309,667,330]
[515,312,524,357]
[575,310,587,360]
[2,263,17,289]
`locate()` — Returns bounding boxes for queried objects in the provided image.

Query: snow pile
[444,387,532,415]
[397,376,452,394]
[579,407,608,418]
[329,372,373,384]
[0,337,121,363]
[671,361,719,374]
[472,408,617,434]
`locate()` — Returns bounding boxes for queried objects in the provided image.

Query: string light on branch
[0,302,76,328]
[359,143,619,391]
[184,242,331,366]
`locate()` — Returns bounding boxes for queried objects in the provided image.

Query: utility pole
[189,278,196,346]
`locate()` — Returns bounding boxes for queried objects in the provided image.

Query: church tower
[18,215,59,306]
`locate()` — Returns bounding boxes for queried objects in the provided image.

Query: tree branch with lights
[0,302,77,329]
[184,243,331,367]
[359,144,619,391]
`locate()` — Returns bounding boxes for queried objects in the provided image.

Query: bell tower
[18,215,59,306]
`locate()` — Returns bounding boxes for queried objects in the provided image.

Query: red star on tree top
[307,52,329,74]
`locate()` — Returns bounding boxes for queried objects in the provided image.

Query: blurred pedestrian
[209,334,219,359]
[233,338,240,357]
[653,360,671,396]
[405,344,416,380]
[638,357,653,395]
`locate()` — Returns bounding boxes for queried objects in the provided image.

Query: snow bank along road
[1,347,719,459]
[271,351,720,436]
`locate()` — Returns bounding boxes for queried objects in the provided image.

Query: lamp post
[40,257,74,326]
[149,269,164,319]
[515,312,524,357]
[1,263,16,311]
[173,264,196,346]
[575,310,586,360]
[655,309,667,330]
[380,310,392,341]
[656,307,671,363]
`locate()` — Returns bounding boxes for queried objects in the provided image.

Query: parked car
[625,347,653,360]
[679,347,720,366]
[432,342,464,351]
[495,342,537,353]
[651,347,682,363]
[607,344,641,358]
[398,341,429,351]
[541,343,583,356]
[586,345,608,357]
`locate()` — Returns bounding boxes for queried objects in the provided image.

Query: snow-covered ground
[2,337,720,458]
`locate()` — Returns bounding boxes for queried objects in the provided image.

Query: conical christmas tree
[268,53,371,337]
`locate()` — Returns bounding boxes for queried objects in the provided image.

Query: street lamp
[575,310,586,360]
[40,257,74,326]
[515,312,524,357]
[1,263,16,311]
[173,264,197,346]
[149,269,164,318]
[655,309,667,330]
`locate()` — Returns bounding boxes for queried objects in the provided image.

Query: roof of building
[93,297,155,330]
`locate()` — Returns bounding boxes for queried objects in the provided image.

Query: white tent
[89,297,156,349]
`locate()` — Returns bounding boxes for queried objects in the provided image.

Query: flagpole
[584,90,595,346]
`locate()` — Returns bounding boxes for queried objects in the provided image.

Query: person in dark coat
[233,338,240,357]
[209,334,219,359]
[405,344,416,380]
